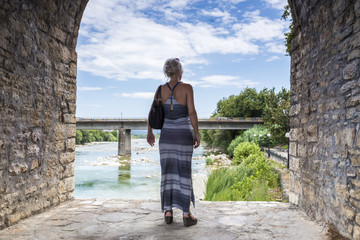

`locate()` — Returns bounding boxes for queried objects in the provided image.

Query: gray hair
[163,58,183,78]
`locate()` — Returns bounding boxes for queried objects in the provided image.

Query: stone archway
[0,0,88,229]
[1,0,360,238]
[287,0,360,238]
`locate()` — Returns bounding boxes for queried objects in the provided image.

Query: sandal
[164,210,173,224]
[183,212,197,227]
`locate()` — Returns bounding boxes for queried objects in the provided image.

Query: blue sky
[76,0,290,118]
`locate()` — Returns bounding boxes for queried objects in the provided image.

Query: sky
[76,0,291,119]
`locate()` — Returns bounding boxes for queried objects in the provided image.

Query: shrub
[227,125,270,157]
[205,158,214,165]
[233,142,261,165]
[205,140,281,202]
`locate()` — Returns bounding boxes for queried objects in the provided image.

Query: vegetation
[76,130,118,145]
[282,5,295,56]
[201,87,290,152]
[205,157,214,165]
[227,125,270,157]
[205,140,281,202]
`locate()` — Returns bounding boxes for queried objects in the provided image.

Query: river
[74,139,208,200]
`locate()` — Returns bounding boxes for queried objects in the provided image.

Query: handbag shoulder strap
[155,85,162,101]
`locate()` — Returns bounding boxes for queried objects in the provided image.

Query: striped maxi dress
[159,82,195,213]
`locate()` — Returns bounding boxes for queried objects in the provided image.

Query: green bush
[227,125,270,157]
[233,142,261,165]
[205,158,214,165]
[205,141,280,202]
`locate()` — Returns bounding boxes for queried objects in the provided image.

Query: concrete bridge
[76,117,264,155]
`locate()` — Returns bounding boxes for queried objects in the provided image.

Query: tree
[263,88,290,145]
[76,130,83,145]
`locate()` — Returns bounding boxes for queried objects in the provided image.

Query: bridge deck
[76,118,264,130]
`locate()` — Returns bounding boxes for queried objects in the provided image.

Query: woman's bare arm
[147,86,161,146]
[186,84,200,148]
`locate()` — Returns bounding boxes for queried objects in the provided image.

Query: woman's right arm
[147,87,160,147]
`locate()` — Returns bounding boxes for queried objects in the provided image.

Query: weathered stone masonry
[0,0,359,238]
[0,0,88,229]
[288,0,360,239]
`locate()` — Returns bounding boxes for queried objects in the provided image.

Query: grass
[205,155,282,202]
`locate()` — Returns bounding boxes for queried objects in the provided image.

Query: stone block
[59,177,74,194]
[9,162,27,176]
[59,151,75,164]
[50,26,67,43]
[68,124,76,138]
[30,160,39,170]
[54,123,66,141]
[346,95,360,108]
[350,156,360,167]
[289,192,299,205]
[25,186,37,195]
[340,80,357,95]
[289,156,300,171]
[65,138,75,152]
[306,125,318,142]
[354,225,360,240]
[297,143,307,157]
[352,180,360,188]
[356,213,360,225]
[348,49,360,61]
[343,60,359,80]
[344,206,356,220]
[350,189,360,200]
[343,127,355,147]
[7,213,21,225]
[289,142,297,156]
[290,104,301,116]
[355,0,360,17]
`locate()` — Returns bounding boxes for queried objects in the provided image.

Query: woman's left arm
[186,84,200,148]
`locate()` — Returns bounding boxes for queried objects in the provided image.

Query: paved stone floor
[0,199,328,240]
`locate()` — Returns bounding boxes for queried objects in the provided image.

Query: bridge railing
[76,117,263,122]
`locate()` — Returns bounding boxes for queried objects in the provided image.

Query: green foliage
[75,130,118,145]
[76,130,83,145]
[205,141,280,202]
[262,88,290,145]
[282,5,295,55]
[233,142,261,165]
[227,125,270,157]
[215,88,267,117]
[202,87,290,151]
[205,158,214,165]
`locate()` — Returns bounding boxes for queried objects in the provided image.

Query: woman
[147,58,200,227]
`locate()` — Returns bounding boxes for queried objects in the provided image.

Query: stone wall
[288,0,360,238]
[0,0,87,229]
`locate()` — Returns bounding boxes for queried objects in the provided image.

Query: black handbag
[148,85,164,129]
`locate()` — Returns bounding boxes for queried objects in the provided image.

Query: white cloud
[77,86,103,91]
[266,56,280,62]
[192,75,258,88]
[201,8,236,24]
[77,1,288,82]
[219,0,247,3]
[265,42,286,54]
[262,0,287,10]
[166,0,196,9]
[117,92,154,99]
[233,10,287,42]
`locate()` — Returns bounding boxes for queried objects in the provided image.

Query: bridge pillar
[118,128,131,156]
